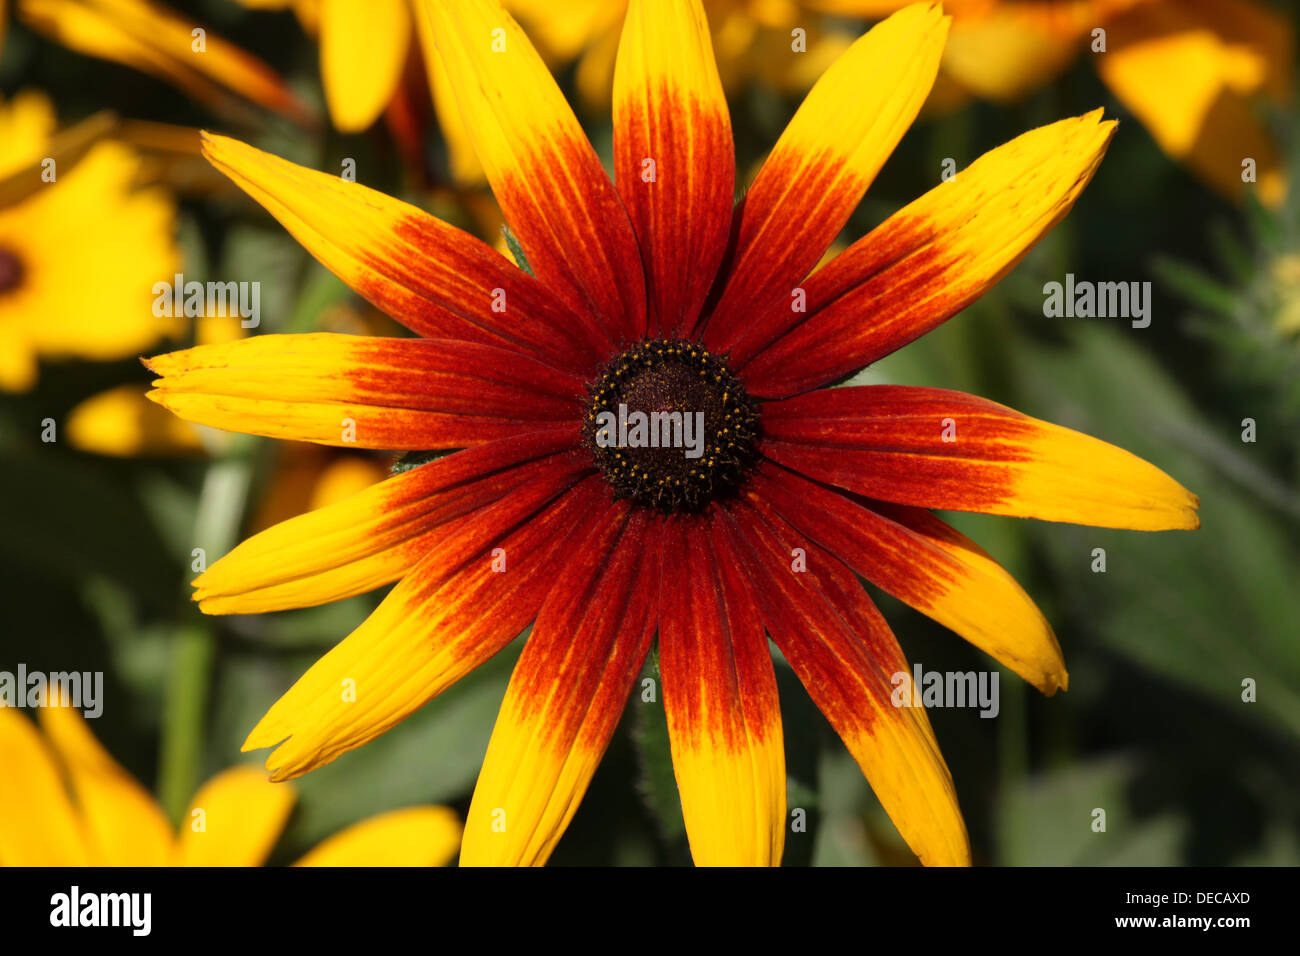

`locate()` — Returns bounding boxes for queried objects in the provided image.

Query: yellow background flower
[0,703,461,866]
[0,91,181,391]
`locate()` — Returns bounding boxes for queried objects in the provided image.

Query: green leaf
[502,224,535,277]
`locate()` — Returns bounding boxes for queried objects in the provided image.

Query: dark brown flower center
[582,339,759,513]
[0,245,24,295]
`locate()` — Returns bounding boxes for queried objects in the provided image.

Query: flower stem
[158,441,254,823]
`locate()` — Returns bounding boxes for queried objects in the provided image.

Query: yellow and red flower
[145,0,1198,866]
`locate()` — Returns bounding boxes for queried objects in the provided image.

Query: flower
[229,0,484,182]
[145,0,1198,866]
[18,0,310,124]
[0,90,182,391]
[0,703,461,865]
[838,0,1294,207]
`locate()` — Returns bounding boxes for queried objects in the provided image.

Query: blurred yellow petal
[67,384,205,456]
[294,806,462,866]
[195,313,248,346]
[0,92,182,391]
[19,0,311,121]
[506,0,622,63]
[0,324,38,391]
[416,10,486,185]
[246,446,387,535]
[1098,0,1291,205]
[939,7,1079,101]
[40,704,176,866]
[0,89,55,177]
[320,0,410,132]
[177,766,296,866]
[748,21,856,95]
[572,14,622,110]
[308,455,389,509]
[0,708,91,866]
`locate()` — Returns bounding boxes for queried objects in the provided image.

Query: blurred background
[1,0,1298,865]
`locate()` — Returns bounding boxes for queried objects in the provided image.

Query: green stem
[158,442,255,823]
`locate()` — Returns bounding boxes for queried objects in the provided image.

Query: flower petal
[1097,0,1291,207]
[738,110,1115,391]
[937,1,1089,102]
[460,503,659,866]
[0,708,91,865]
[659,514,785,866]
[418,15,488,186]
[19,0,310,122]
[67,383,204,456]
[750,462,1066,694]
[697,2,948,346]
[177,766,295,866]
[319,0,410,131]
[244,476,604,781]
[319,0,411,132]
[613,0,734,337]
[424,0,647,343]
[294,806,462,866]
[200,133,608,371]
[144,333,585,450]
[194,430,586,614]
[39,703,176,865]
[762,385,1200,530]
[721,495,971,866]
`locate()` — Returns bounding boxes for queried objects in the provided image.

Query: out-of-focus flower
[0,90,182,391]
[506,0,859,109]
[839,0,1293,206]
[0,703,461,866]
[18,0,311,124]
[145,0,1198,867]
[230,0,483,183]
